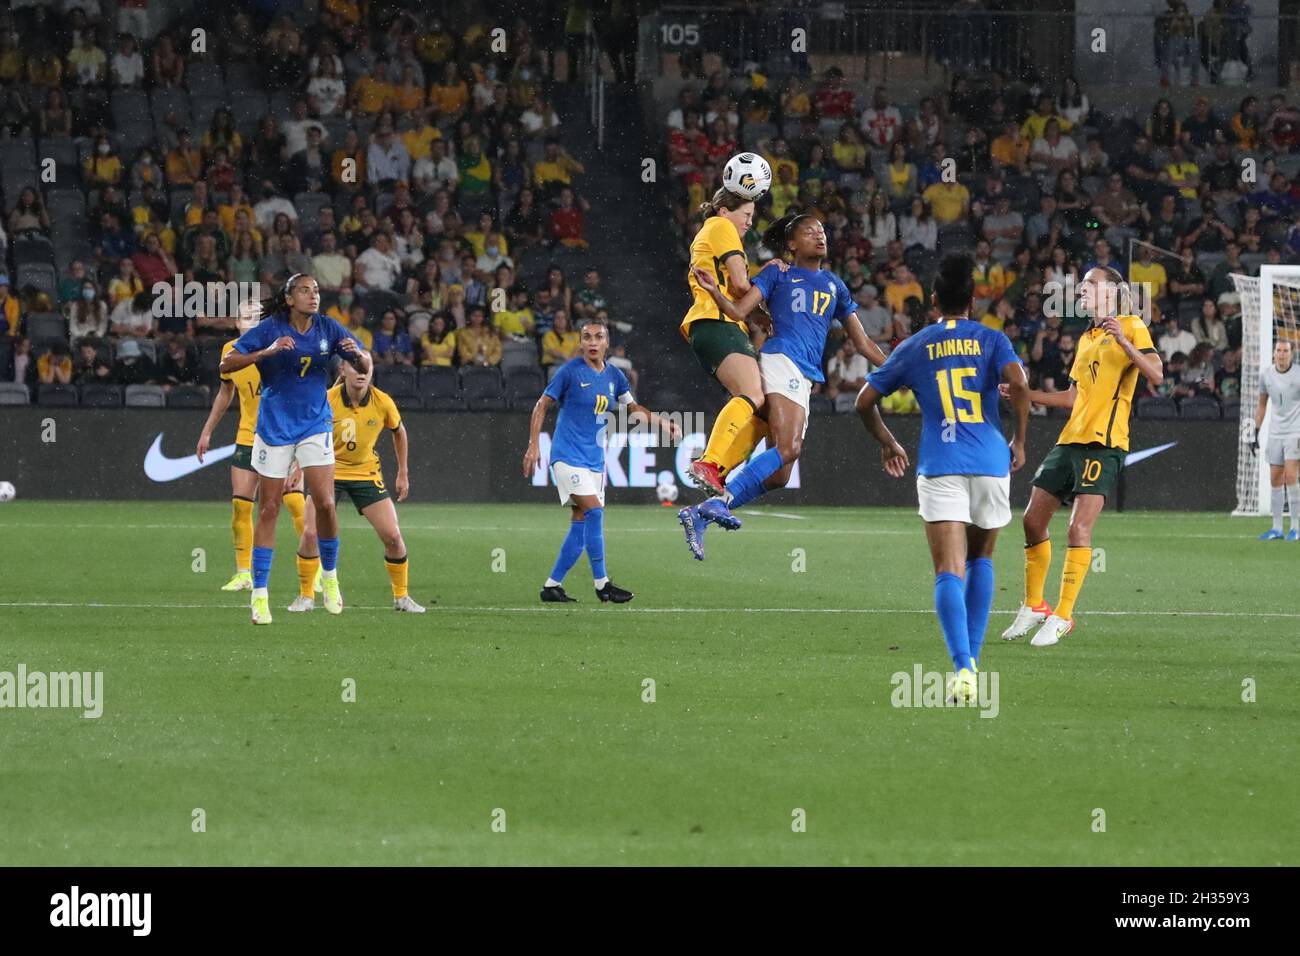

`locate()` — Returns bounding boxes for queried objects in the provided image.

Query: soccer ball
[655,471,680,506]
[0,481,15,502]
[723,152,772,200]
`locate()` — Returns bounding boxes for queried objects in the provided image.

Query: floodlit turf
[0,500,1297,866]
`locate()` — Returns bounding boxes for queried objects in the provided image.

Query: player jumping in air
[1252,339,1300,540]
[680,187,782,496]
[856,254,1030,703]
[1001,267,1164,647]
[682,212,892,558]
[196,300,312,592]
[292,357,425,613]
[218,274,370,625]
[522,317,680,603]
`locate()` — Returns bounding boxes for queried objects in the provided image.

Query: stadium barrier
[0,409,1236,510]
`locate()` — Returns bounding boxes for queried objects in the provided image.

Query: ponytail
[699,187,750,218]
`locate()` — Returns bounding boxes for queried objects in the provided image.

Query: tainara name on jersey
[926,338,984,360]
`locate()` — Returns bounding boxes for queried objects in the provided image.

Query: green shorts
[689,319,756,379]
[1032,443,1125,505]
[231,443,254,472]
[335,477,391,514]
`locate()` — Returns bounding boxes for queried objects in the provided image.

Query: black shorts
[1031,443,1125,505]
[231,443,254,472]
[688,319,757,379]
[335,477,391,514]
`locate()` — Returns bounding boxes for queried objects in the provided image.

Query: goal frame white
[1237,265,1300,516]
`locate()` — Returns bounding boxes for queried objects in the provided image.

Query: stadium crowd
[0,0,641,410]
[665,57,1300,416]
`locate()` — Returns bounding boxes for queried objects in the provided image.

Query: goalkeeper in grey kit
[1252,339,1300,540]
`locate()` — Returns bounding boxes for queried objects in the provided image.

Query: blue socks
[252,546,273,589]
[584,507,607,581]
[319,537,339,572]
[934,572,974,672]
[725,447,784,509]
[548,517,586,584]
[964,558,995,667]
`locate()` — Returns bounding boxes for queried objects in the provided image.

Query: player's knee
[778,436,803,464]
[382,531,404,553]
[300,530,318,551]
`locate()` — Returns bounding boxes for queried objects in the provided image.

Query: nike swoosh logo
[791,278,803,283]
[579,382,592,388]
[144,433,237,482]
[1123,441,1178,467]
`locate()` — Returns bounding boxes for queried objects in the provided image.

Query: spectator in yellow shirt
[493,286,535,338]
[419,314,457,366]
[457,306,502,366]
[391,63,426,113]
[922,180,970,225]
[533,139,585,200]
[541,311,580,367]
[1128,244,1169,302]
[352,61,393,115]
[342,303,373,351]
[881,384,920,414]
[218,184,257,237]
[1164,144,1200,200]
[83,135,124,190]
[1020,94,1071,143]
[402,107,442,162]
[428,63,468,119]
[885,265,924,315]
[768,164,800,219]
[990,120,1031,174]
[166,129,203,186]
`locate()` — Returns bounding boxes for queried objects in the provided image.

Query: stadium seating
[167,386,210,409]
[26,313,67,346]
[505,366,546,408]
[80,383,124,407]
[1179,397,1222,420]
[0,383,30,406]
[417,366,463,410]
[37,383,78,406]
[125,385,166,408]
[375,364,418,399]
[1136,396,1178,420]
[461,366,508,411]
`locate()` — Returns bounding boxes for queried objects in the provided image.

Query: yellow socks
[385,554,409,599]
[1055,547,1092,621]
[296,552,320,599]
[702,396,757,465]
[284,490,306,538]
[231,497,254,572]
[1024,539,1051,607]
[717,415,769,477]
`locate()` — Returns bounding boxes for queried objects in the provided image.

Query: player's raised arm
[1101,314,1163,388]
[523,393,556,477]
[691,265,765,322]
[197,380,236,462]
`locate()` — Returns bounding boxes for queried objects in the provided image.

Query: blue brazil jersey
[544,357,633,472]
[752,265,855,383]
[868,318,1021,477]
[233,313,362,445]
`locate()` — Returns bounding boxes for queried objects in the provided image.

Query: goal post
[1231,265,1300,516]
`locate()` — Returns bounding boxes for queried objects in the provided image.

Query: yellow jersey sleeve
[1125,314,1158,352]
[380,389,402,430]
[221,340,259,447]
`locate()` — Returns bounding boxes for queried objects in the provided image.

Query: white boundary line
[2,601,1298,618]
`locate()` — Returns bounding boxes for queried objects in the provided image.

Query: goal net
[1231,266,1300,516]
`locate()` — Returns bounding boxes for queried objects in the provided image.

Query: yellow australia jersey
[220,340,260,446]
[1057,315,1158,452]
[681,214,748,339]
[329,384,402,481]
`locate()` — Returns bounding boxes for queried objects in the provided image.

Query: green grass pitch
[1,500,1297,866]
